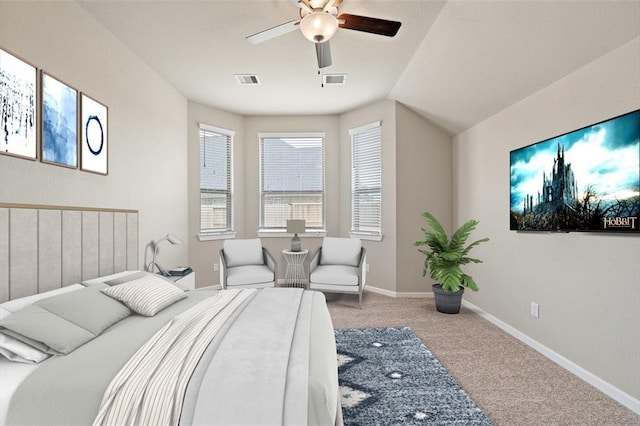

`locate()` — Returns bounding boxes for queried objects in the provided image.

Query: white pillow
[0,284,85,313]
[0,308,50,364]
[223,239,264,267]
[101,274,186,317]
[321,237,362,267]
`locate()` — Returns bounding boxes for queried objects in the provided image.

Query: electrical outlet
[531,302,539,318]
[213,263,219,272]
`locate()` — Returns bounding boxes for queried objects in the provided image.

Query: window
[199,124,233,236]
[259,133,325,231]
[350,121,382,238]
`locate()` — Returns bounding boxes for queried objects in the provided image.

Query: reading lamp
[150,233,183,276]
[287,220,306,252]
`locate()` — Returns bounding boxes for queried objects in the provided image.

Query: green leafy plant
[414,212,489,293]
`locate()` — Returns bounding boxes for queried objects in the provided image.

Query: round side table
[282,249,309,288]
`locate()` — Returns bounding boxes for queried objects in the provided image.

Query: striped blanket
[6,288,338,426]
[93,289,254,426]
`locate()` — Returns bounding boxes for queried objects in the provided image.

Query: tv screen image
[510,109,640,233]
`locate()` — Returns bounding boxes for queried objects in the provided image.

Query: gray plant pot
[432,284,464,314]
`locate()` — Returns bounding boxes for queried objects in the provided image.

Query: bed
[0,204,342,425]
[0,271,341,426]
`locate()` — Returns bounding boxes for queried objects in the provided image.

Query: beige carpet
[326,291,639,426]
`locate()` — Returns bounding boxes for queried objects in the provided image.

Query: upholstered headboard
[0,203,138,303]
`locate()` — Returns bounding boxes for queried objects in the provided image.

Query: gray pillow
[0,284,132,355]
[0,306,96,355]
[104,271,148,286]
[36,284,131,335]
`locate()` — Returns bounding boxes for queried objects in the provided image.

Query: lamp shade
[164,234,183,245]
[299,11,338,43]
[287,220,306,234]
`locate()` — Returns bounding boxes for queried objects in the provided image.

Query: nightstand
[163,271,196,291]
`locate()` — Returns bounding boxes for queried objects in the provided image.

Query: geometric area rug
[336,327,494,425]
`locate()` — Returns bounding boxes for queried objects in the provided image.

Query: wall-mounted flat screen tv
[510,109,639,233]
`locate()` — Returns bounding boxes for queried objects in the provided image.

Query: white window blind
[350,122,382,236]
[200,124,233,234]
[260,133,325,230]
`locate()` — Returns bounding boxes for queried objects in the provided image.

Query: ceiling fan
[246,0,402,69]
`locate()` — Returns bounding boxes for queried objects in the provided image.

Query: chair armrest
[308,247,321,271]
[358,247,367,290]
[219,249,228,289]
[263,247,278,279]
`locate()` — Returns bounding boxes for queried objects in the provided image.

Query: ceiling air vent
[323,74,346,85]
[235,74,260,85]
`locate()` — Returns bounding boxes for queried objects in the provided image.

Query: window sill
[350,232,383,241]
[257,230,327,238]
[198,232,236,241]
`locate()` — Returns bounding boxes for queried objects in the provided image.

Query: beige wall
[243,115,341,283]
[188,100,452,292]
[0,2,189,271]
[187,102,245,287]
[453,38,640,400]
[395,104,453,293]
[187,109,341,286]
[339,100,398,292]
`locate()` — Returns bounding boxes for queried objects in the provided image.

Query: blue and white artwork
[0,48,37,159]
[510,110,640,232]
[81,93,108,174]
[42,73,77,167]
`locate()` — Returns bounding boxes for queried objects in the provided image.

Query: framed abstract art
[80,93,108,174]
[41,72,78,168]
[0,47,37,160]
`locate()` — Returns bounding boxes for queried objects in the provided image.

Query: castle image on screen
[510,110,640,232]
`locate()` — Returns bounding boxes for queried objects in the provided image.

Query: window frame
[198,123,235,241]
[258,132,326,234]
[350,121,383,241]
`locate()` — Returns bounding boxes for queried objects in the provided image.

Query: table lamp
[287,220,305,252]
[150,233,183,276]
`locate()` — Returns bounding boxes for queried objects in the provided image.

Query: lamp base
[291,234,302,252]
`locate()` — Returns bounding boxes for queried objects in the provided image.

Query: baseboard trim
[365,286,433,298]
[462,299,640,415]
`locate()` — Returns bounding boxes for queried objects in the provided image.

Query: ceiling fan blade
[246,20,300,44]
[315,41,332,69]
[338,13,401,37]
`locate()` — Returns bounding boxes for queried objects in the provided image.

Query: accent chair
[308,237,366,308]
[219,239,277,289]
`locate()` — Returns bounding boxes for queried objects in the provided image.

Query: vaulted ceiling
[79,0,640,135]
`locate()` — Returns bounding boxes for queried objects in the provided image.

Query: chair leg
[358,292,363,309]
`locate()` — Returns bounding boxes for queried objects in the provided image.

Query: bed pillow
[82,270,145,287]
[0,308,51,364]
[104,271,148,286]
[0,284,85,313]
[101,274,186,317]
[36,285,132,336]
[0,284,132,356]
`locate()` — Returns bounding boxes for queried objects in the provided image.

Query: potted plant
[414,212,489,314]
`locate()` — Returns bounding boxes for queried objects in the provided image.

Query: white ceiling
[78,0,640,135]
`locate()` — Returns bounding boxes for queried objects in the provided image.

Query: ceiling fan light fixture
[300,11,338,43]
